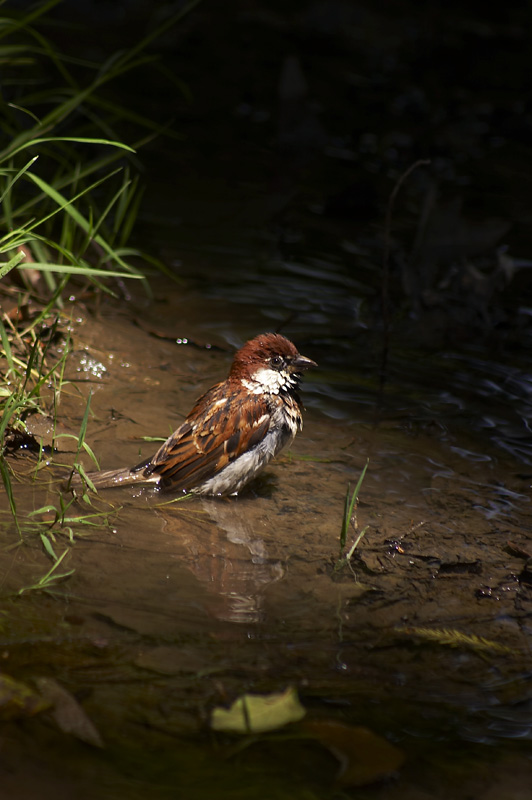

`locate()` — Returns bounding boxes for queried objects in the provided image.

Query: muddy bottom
[2,286,532,799]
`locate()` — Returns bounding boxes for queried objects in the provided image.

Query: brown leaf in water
[301,719,405,787]
[35,677,104,747]
[0,673,50,720]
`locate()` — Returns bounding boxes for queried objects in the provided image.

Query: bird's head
[231,333,317,395]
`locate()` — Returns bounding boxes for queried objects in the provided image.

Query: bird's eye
[270,355,284,369]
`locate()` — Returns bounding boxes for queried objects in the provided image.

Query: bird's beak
[291,353,317,371]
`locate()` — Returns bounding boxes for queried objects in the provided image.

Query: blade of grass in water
[75,389,94,464]
[40,532,58,560]
[340,459,369,552]
[17,549,74,595]
[0,459,22,540]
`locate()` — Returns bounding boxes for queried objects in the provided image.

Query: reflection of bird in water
[160,499,284,624]
[71,333,316,497]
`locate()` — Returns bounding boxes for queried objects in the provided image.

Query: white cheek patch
[253,367,284,393]
[242,367,299,395]
[241,371,277,394]
[241,377,262,394]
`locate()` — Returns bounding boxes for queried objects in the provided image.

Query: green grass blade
[340,484,351,550]
[0,393,22,442]
[40,532,58,560]
[340,459,369,551]
[29,505,59,517]
[0,132,154,228]
[0,317,15,375]
[5,136,135,162]
[0,154,39,205]
[17,262,144,279]
[6,103,42,126]
[26,171,141,273]
[0,0,63,42]
[17,549,74,595]
[0,458,22,540]
[76,390,93,461]
[0,248,26,279]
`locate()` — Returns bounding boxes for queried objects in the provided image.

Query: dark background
[10,0,532,356]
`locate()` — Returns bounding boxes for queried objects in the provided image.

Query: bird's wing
[142,383,271,491]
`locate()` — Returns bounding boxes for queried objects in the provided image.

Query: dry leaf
[302,720,405,786]
[35,677,103,747]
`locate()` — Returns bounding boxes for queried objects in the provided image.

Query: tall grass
[0,0,200,575]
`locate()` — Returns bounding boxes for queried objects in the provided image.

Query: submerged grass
[336,459,369,569]
[17,548,75,596]
[0,336,120,593]
[395,626,516,656]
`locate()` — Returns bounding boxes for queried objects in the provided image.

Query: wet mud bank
[2,283,532,798]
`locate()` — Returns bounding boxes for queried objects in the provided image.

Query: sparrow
[72,333,316,496]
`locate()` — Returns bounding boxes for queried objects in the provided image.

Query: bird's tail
[68,466,159,492]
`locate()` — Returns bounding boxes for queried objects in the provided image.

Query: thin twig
[380,159,431,391]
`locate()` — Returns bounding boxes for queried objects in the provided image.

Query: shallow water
[2,274,532,798]
[4,1,532,792]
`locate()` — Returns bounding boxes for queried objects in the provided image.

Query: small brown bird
[72,333,316,496]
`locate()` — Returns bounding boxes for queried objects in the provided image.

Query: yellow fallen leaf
[211,687,306,734]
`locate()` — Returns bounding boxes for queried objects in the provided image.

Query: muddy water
[2,275,532,799]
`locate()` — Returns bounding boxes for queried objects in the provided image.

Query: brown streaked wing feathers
[142,383,271,491]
